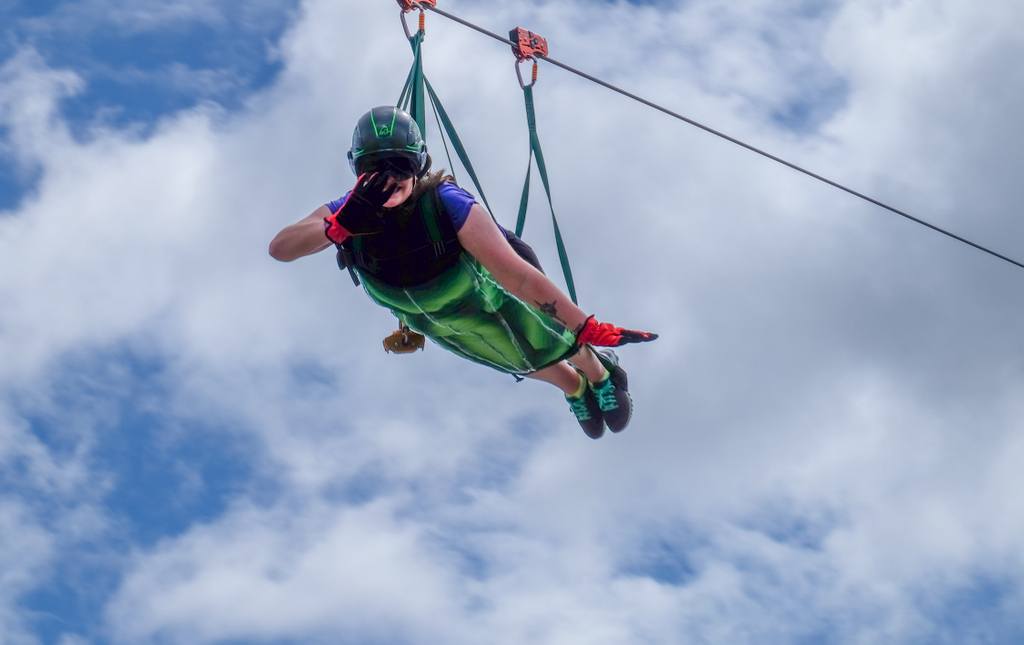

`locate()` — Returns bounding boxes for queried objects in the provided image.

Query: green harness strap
[516,85,578,304]
[393,30,446,256]
[397,30,427,139]
[419,187,446,254]
[398,30,495,218]
[396,20,578,305]
[423,78,495,218]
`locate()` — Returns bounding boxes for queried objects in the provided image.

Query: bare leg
[527,360,583,395]
[567,345,607,383]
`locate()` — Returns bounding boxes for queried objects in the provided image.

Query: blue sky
[3,1,1024,643]
[0,1,296,210]
[3,2,297,641]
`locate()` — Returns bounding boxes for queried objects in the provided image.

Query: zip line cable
[421,3,1024,272]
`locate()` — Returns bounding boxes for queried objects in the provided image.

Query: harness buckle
[336,245,361,287]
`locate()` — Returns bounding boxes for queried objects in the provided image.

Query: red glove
[324,173,396,244]
[576,315,658,347]
[324,214,352,245]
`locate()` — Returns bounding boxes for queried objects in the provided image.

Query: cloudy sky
[3,0,1024,643]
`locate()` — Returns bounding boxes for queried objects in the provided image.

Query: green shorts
[359,254,577,376]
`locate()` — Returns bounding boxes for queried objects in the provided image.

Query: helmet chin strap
[417,153,432,178]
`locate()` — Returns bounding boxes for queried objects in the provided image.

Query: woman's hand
[575,315,658,347]
[324,173,396,243]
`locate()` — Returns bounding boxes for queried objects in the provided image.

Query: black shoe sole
[606,392,633,433]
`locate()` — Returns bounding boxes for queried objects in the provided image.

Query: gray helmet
[347,106,428,176]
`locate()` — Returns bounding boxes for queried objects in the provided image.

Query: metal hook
[516,57,539,89]
[400,6,425,40]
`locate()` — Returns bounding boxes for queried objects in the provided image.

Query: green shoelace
[567,396,593,421]
[592,379,619,412]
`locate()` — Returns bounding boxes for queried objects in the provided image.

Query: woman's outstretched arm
[269,205,334,262]
[457,204,588,330]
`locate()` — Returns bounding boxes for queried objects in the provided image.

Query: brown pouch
[383,324,426,354]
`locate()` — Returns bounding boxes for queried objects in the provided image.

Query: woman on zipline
[269,106,656,439]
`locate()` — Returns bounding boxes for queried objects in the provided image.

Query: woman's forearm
[510,267,588,331]
[455,205,588,331]
[269,206,333,261]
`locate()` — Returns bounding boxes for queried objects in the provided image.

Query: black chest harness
[335,185,544,289]
[334,184,547,360]
[336,186,462,288]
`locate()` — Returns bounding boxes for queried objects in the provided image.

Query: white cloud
[0,49,80,171]
[0,498,56,644]
[2,0,1024,642]
[106,498,471,643]
[14,0,274,36]
[0,399,110,643]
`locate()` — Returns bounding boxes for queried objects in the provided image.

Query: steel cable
[422,4,1024,271]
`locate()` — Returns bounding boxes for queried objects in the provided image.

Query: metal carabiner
[509,27,546,89]
[400,6,425,40]
[398,0,434,39]
[516,57,539,89]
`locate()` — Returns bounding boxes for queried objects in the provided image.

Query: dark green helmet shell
[347,106,427,176]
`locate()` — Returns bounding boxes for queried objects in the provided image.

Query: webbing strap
[515,151,531,237]
[352,235,364,268]
[398,31,427,134]
[397,21,577,303]
[419,189,446,254]
[399,25,497,223]
[516,86,578,304]
[396,53,416,110]
[422,79,494,217]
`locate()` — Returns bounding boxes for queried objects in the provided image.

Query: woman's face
[383,174,415,208]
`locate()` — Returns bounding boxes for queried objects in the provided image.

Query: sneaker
[566,380,605,440]
[590,348,632,432]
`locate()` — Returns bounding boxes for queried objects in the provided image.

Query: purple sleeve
[325,190,352,214]
[437,182,477,232]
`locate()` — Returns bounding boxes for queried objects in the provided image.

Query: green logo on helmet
[349,106,425,175]
[369,109,399,139]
